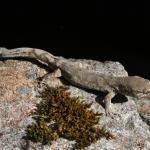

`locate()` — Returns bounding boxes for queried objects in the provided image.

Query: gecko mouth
[136,92,150,99]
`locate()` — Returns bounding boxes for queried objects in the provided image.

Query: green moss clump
[26,119,59,145]
[26,86,114,149]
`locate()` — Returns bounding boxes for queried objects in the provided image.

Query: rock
[0,48,150,150]
[135,98,150,125]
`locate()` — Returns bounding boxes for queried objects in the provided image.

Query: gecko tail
[0,47,38,57]
[0,47,59,67]
[0,47,55,58]
[0,48,27,57]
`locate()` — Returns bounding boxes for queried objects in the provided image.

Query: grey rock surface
[135,98,150,125]
[0,48,150,150]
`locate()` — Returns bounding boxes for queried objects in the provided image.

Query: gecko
[0,47,150,116]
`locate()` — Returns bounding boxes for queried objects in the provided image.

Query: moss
[26,86,114,149]
[26,120,59,145]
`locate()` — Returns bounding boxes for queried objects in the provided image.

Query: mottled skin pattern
[1,47,150,116]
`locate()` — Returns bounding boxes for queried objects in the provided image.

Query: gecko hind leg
[104,91,116,116]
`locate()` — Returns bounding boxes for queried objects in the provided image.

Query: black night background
[0,1,149,78]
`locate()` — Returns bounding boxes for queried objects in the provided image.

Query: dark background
[0,1,149,78]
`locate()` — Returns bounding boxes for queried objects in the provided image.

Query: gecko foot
[38,68,62,88]
[105,106,114,117]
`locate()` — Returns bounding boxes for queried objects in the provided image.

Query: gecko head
[127,76,150,99]
[0,47,5,56]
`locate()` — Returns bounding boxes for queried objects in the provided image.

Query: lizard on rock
[0,47,150,116]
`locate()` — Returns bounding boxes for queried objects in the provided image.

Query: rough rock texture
[0,51,150,150]
[135,99,150,125]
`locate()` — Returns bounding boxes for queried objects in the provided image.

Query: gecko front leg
[39,68,63,88]
[104,91,116,116]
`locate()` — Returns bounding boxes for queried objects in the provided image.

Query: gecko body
[1,48,150,115]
